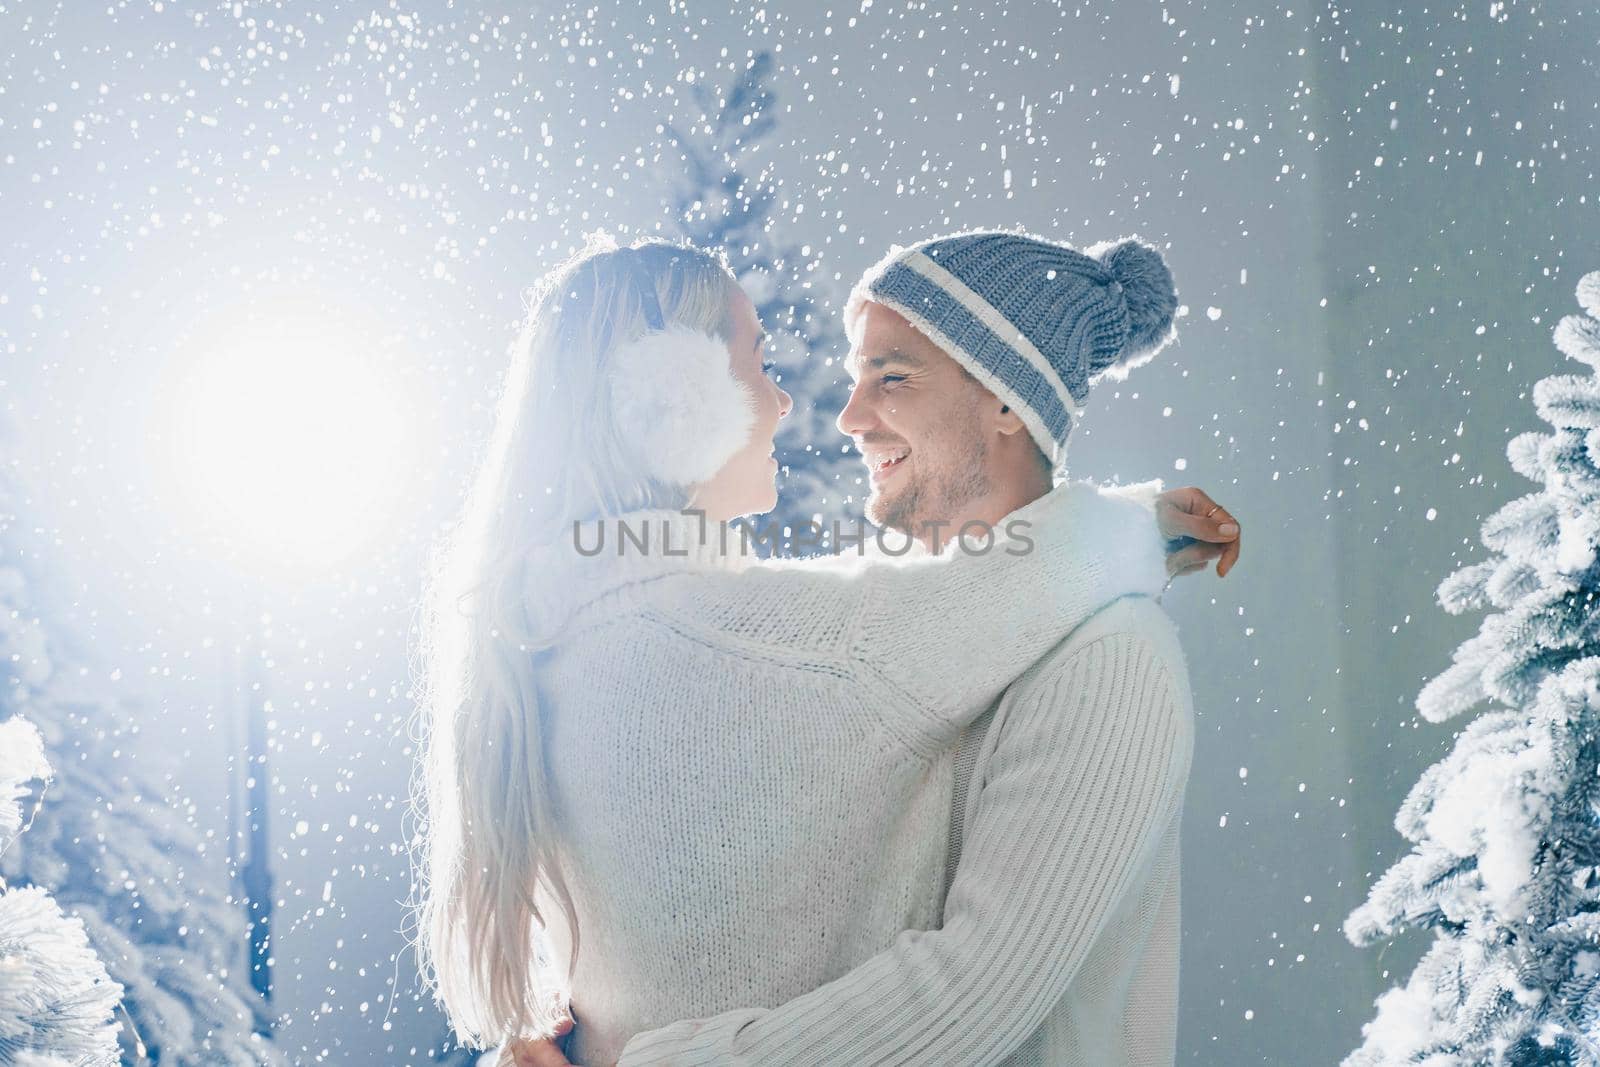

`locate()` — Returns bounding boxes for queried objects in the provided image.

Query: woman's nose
[776,385,793,420]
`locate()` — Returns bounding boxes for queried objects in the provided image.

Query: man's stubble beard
[869,425,992,541]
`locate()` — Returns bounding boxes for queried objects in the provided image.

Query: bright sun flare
[168,310,415,567]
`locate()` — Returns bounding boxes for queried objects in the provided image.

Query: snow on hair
[409,237,738,1050]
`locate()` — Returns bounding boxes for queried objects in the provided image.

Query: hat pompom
[609,325,756,487]
[1087,237,1178,378]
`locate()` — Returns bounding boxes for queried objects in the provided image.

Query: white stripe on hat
[899,249,1085,420]
[868,291,1059,464]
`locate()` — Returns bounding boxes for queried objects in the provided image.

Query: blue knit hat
[844,229,1178,469]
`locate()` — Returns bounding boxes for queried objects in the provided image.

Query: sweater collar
[524,508,752,635]
[525,477,1169,636]
[565,508,750,571]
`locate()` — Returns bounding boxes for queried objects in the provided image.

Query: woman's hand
[1155,486,1241,579]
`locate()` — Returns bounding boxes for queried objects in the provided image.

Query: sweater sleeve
[614,624,1194,1067]
[649,478,1169,749]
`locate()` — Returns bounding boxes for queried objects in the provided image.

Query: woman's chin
[744,483,779,519]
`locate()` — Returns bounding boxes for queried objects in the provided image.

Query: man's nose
[836,381,872,438]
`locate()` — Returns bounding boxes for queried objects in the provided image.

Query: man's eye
[881,374,907,385]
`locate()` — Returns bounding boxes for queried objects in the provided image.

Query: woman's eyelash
[761,359,777,374]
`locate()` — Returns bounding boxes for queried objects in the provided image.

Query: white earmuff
[608,324,758,487]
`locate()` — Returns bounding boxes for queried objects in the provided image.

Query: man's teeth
[869,450,909,472]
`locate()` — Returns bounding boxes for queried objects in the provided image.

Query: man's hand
[497,1013,578,1067]
[1155,486,1241,580]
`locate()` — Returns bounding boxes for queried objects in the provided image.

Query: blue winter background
[2,0,1598,1063]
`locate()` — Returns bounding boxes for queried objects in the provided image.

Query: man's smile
[864,446,910,482]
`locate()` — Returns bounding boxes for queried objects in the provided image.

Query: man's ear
[994,402,1028,437]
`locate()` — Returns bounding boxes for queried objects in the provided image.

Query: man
[509,230,1239,1065]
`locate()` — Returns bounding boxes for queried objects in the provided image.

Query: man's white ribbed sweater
[530,479,1171,1066]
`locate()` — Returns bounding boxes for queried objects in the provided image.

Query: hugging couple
[412,228,1244,1066]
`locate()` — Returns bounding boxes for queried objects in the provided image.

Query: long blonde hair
[409,234,739,1047]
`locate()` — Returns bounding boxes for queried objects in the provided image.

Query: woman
[411,234,1234,1064]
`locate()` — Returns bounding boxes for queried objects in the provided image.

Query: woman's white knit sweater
[530,479,1169,1066]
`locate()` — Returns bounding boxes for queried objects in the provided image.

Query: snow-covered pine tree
[1344,271,1600,1065]
[661,51,859,548]
[0,715,122,1066]
[0,424,288,1065]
